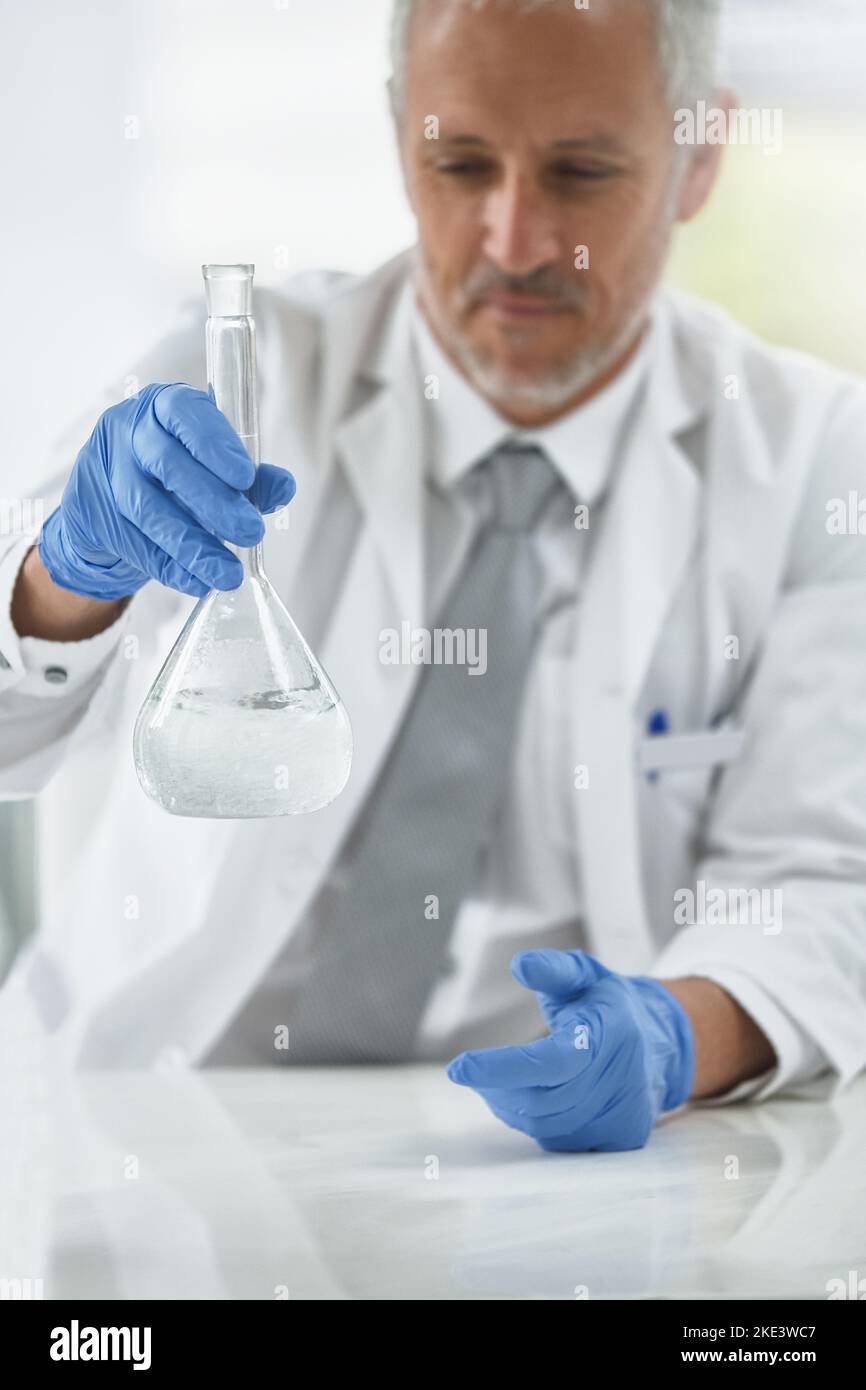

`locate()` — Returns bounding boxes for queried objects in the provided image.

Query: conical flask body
[133,572,353,818]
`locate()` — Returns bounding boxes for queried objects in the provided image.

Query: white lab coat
[1,248,866,1093]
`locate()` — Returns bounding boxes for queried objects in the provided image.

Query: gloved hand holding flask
[39,382,295,601]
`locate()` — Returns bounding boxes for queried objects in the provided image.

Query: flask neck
[202,265,263,584]
[205,316,260,466]
[228,540,266,581]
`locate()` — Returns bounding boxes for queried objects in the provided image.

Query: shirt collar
[408,287,657,506]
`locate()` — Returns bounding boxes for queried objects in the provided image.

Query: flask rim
[202,264,254,317]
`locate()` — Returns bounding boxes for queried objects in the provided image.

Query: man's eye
[437,162,494,177]
[551,165,613,181]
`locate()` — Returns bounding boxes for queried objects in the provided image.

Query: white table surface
[19,1066,866,1301]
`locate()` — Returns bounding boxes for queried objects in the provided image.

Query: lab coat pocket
[636,722,747,833]
[637,724,746,776]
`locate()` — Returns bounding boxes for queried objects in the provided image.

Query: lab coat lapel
[573,315,702,975]
[331,389,426,635]
[280,249,419,607]
[279,369,428,855]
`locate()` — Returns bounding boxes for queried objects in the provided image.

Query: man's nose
[481,172,560,277]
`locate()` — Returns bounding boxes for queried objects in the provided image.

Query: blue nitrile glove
[447,949,695,1153]
[38,382,296,600]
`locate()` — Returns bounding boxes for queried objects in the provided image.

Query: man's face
[398,0,694,423]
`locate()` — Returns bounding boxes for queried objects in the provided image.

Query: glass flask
[133,263,353,818]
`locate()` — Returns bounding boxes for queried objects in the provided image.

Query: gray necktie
[282,442,562,1063]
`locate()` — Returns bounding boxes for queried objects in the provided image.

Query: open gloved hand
[447,949,695,1152]
[39,382,296,601]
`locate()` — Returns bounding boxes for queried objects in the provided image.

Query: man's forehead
[406,0,652,50]
[403,0,662,117]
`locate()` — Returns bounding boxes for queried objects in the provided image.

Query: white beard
[413,250,651,415]
[448,313,646,413]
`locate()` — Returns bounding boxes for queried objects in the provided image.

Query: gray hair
[389,0,722,118]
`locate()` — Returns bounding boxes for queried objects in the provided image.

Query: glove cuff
[634,976,696,1112]
[38,509,143,602]
[660,986,696,1111]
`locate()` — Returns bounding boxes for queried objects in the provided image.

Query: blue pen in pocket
[645,708,670,783]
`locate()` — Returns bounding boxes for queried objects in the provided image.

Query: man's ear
[675,86,738,224]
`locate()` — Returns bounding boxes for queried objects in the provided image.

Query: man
[1,0,865,1152]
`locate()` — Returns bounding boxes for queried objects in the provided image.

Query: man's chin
[459,353,604,415]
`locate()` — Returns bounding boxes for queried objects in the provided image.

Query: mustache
[459,265,589,311]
